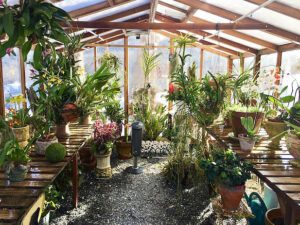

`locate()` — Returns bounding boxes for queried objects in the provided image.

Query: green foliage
[0,0,71,62]
[227,104,261,113]
[142,49,161,82]
[75,63,118,117]
[105,100,123,124]
[42,185,63,217]
[0,136,36,167]
[0,117,14,149]
[99,52,121,73]
[241,117,256,139]
[6,108,30,128]
[134,99,167,141]
[200,149,252,187]
[45,143,66,163]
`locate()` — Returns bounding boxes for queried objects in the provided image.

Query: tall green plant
[142,49,161,83]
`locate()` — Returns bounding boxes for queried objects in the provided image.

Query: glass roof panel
[157,4,186,20]
[80,0,149,21]
[114,11,149,22]
[237,30,290,45]
[159,0,190,10]
[194,10,230,23]
[55,0,106,12]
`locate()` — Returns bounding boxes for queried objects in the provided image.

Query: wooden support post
[199,49,204,80]
[168,38,174,112]
[227,57,233,76]
[124,37,129,136]
[93,47,97,72]
[19,50,27,108]
[240,56,245,74]
[72,153,79,208]
[254,54,261,79]
[0,58,4,117]
[276,51,282,73]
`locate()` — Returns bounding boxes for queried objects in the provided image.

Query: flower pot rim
[95,152,112,157]
[238,134,256,141]
[11,125,29,130]
[219,183,245,190]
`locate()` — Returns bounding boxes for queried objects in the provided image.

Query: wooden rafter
[107,0,114,7]
[66,21,280,30]
[159,1,187,14]
[175,0,300,43]
[245,0,300,20]
[182,8,197,23]
[156,13,258,54]
[69,0,132,19]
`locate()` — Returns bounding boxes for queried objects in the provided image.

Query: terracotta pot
[61,103,79,123]
[55,123,70,139]
[238,134,255,151]
[286,133,300,159]
[263,120,287,146]
[265,208,283,225]
[5,163,29,182]
[218,185,245,211]
[95,152,112,178]
[35,137,58,156]
[80,114,92,125]
[224,117,232,127]
[79,147,96,171]
[12,125,30,148]
[116,138,132,159]
[231,111,264,137]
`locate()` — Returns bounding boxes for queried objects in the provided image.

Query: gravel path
[50,157,217,225]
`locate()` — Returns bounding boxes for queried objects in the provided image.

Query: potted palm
[200,149,253,211]
[91,121,119,178]
[238,117,258,151]
[6,95,30,147]
[0,137,35,182]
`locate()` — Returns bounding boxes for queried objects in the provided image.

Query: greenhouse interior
[1,0,300,225]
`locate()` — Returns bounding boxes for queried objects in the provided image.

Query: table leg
[72,153,78,208]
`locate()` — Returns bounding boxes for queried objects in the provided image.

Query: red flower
[169,83,175,94]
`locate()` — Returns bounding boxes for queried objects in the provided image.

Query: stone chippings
[50,158,219,225]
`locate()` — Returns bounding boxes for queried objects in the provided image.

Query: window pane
[261,53,277,72]
[25,50,34,88]
[203,51,227,75]
[83,48,95,75]
[2,48,22,109]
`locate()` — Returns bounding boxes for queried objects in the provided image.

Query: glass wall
[260,53,277,73]
[2,48,22,109]
[203,51,227,76]
[82,48,95,75]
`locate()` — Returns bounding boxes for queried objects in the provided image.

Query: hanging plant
[0,0,71,67]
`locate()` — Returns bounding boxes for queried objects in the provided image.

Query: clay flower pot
[286,133,300,159]
[35,137,58,156]
[238,134,256,151]
[218,185,245,211]
[263,120,287,146]
[56,123,70,139]
[116,137,132,160]
[265,208,283,225]
[12,125,30,148]
[231,111,264,137]
[61,103,79,123]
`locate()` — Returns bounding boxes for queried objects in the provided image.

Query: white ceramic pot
[12,125,30,147]
[238,134,255,151]
[35,137,58,156]
[95,152,112,178]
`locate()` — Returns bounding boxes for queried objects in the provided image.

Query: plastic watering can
[244,192,268,225]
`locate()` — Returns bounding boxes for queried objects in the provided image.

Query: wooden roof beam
[107,0,114,7]
[69,0,133,19]
[159,0,277,50]
[157,13,258,54]
[182,8,197,23]
[66,21,279,30]
[175,0,300,43]
[245,0,300,20]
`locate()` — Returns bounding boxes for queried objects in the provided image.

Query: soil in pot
[263,120,287,147]
[231,111,264,137]
[218,185,245,211]
[116,137,132,160]
[238,134,255,151]
[95,152,112,178]
[12,125,30,147]
[56,123,70,139]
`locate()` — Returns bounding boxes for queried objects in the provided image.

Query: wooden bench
[0,124,92,225]
[207,126,300,225]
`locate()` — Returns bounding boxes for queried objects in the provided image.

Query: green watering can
[245,192,268,225]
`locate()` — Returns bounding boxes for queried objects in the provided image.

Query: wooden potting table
[0,124,92,225]
[208,125,300,225]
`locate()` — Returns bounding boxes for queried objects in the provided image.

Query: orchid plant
[5,95,29,128]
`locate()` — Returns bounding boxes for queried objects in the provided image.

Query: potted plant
[115,124,132,159]
[238,117,258,151]
[0,137,35,182]
[5,95,30,147]
[91,121,119,178]
[284,122,300,160]
[200,149,253,211]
